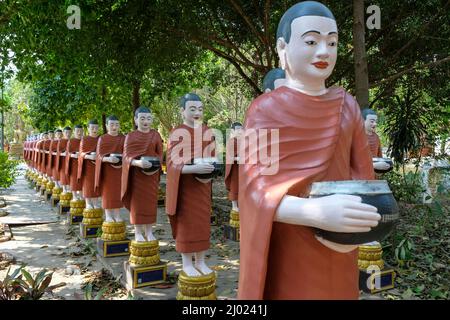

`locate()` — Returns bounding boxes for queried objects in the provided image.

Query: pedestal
[79,223,101,238]
[358,244,396,293]
[58,203,70,215]
[97,238,130,257]
[224,224,240,242]
[123,260,167,290]
[51,197,60,207]
[67,212,83,225]
[44,190,52,201]
[176,271,217,300]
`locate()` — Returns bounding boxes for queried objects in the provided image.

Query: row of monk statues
[23,1,399,299]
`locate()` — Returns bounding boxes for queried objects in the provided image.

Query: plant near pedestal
[0,151,19,190]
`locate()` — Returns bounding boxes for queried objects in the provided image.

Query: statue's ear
[276,37,288,70]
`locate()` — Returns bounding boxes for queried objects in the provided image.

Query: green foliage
[0,151,19,189]
[384,169,424,203]
[82,283,108,300]
[0,265,61,300]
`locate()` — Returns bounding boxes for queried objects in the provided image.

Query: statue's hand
[109,156,120,164]
[306,194,380,233]
[315,236,359,253]
[194,163,214,174]
[140,159,152,169]
[373,161,391,171]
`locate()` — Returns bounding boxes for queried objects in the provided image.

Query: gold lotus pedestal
[45,181,55,201]
[123,240,167,290]
[68,199,85,225]
[50,186,62,207]
[80,208,103,238]
[39,177,48,196]
[97,221,130,257]
[176,271,217,300]
[358,243,396,294]
[224,210,240,242]
[58,192,73,214]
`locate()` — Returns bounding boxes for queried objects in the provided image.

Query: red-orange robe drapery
[165,124,215,253]
[367,132,382,157]
[56,139,69,185]
[77,136,100,198]
[121,130,163,225]
[34,140,43,172]
[94,134,125,209]
[224,137,240,201]
[65,138,82,191]
[49,140,60,180]
[41,140,51,176]
[238,86,375,300]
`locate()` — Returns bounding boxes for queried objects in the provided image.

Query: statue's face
[182,100,203,125]
[55,132,63,139]
[233,125,244,137]
[43,134,49,140]
[74,128,83,139]
[88,124,99,137]
[63,130,72,139]
[106,120,120,136]
[48,133,54,139]
[134,112,152,132]
[278,16,338,83]
[364,114,377,133]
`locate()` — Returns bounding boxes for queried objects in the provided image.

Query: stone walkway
[0,164,240,300]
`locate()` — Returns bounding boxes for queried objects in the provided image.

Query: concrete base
[123,260,168,290]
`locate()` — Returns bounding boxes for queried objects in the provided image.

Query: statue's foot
[194,262,213,275]
[146,233,156,241]
[135,233,146,242]
[183,266,202,277]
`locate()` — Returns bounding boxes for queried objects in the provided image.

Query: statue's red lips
[312,61,329,69]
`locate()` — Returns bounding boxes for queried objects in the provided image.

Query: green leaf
[21,269,34,287]
[94,287,108,300]
[84,283,93,300]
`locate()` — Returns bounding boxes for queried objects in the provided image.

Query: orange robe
[238,86,374,300]
[121,130,163,225]
[77,136,100,198]
[42,140,51,176]
[166,124,215,253]
[35,140,43,172]
[94,134,125,209]
[367,132,382,157]
[65,138,82,191]
[49,140,60,180]
[224,137,240,201]
[56,139,69,185]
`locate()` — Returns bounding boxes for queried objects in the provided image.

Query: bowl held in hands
[140,156,160,173]
[193,157,224,180]
[109,153,123,167]
[373,157,394,174]
[309,180,399,245]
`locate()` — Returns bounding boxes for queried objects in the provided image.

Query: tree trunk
[101,85,107,133]
[132,81,140,129]
[352,0,370,109]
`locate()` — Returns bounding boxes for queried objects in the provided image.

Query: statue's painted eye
[329,41,337,47]
[305,40,316,45]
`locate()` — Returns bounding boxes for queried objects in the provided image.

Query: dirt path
[0,164,239,300]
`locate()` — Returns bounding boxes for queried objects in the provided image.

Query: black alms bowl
[140,156,160,173]
[309,180,399,245]
[193,158,224,180]
[109,153,122,166]
[373,157,394,174]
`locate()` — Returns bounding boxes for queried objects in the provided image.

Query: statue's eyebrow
[301,30,338,37]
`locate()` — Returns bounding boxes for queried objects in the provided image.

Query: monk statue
[56,127,72,193]
[95,115,125,222]
[121,106,163,242]
[66,125,84,200]
[224,122,243,212]
[262,68,286,93]
[238,1,381,299]
[77,120,101,209]
[43,131,53,180]
[362,108,391,172]
[49,129,63,188]
[166,93,217,277]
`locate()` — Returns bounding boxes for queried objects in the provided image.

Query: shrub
[0,151,19,189]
